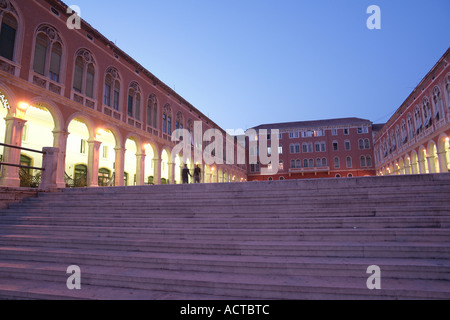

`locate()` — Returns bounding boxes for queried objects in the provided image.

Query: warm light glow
[17,102,30,111]
[144,144,151,149]
[97,129,106,136]
[446,137,450,142]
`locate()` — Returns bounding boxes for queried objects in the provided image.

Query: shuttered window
[33,33,48,75]
[0,14,17,61]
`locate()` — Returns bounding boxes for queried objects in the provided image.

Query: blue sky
[73,0,450,131]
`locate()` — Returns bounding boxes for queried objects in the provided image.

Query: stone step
[1,216,448,229]
[1,226,449,242]
[0,236,448,259]
[0,278,238,300]
[36,186,450,199]
[0,260,449,300]
[2,206,449,219]
[1,246,448,281]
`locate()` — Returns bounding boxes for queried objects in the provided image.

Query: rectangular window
[321,142,326,152]
[302,143,308,153]
[307,143,313,153]
[290,160,296,169]
[344,128,349,135]
[333,142,338,151]
[295,144,300,153]
[278,146,283,155]
[290,144,295,154]
[331,129,338,136]
[358,126,369,134]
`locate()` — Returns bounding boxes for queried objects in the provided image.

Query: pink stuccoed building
[246,118,379,181]
[0,0,247,188]
[374,48,450,176]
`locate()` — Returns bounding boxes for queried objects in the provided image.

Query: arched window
[176,112,184,130]
[345,140,351,151]
[364,138,370,150]
[73,49,96,98]
[296,159,301,168]
[433,86,444,121]
[127,82,141,120]
[361,156,366,167]
[322,158,327,166]
[316,158,322,167]
[147,94,158,128]
[358,139,364,150]
[290,159,295,169]
[414,106,423,134]
[309,159,314,168]
[423,97,432,128]
[0,12,18,61]
[162,114,167,133]
[366,156,372,167]
[104,67,120,110]
[446,75,450,110]
[303,159,308,168]
[162,104,172,134]
[401,119,408,143]
[407,113,414,139]
[396,126,401,148]
[32,25,63,82]
[390,131,396,151]
[346,156,352,168]
[334,157,340,169]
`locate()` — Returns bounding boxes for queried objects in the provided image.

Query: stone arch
[427,139,439,173]
[65,112,96,141]
[418,145,429,174]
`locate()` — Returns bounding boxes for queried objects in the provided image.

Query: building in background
[374,48,450,176]
[246,118,377,181]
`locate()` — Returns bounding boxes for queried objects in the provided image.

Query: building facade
[374,49,450,176]
[0,0,246,188]
[246,118,377,181]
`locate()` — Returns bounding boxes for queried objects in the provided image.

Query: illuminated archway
[144,143,157,185]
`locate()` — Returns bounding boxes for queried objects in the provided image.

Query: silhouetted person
[194,165,201,183]
[182,164,191,184]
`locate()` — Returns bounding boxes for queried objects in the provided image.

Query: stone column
[87,139,102,187]
[418,159,427,174]
[0,116,27,187]
[39,147,59,191]
[53,130,69,188]
[152,158,162,185]
[437,151,447,173]
[114,147,126,186]
[168,162,176,184]
[136,153,145,186]
[426,156,437,174]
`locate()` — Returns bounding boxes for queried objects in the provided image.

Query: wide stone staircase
[0,174,449,300]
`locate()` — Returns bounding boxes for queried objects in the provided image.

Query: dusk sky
[72,0,450,131]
